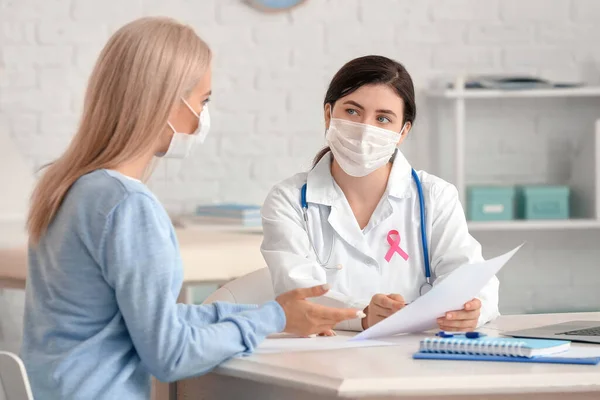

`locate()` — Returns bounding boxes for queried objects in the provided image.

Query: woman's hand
[437,298,481,331]
[361,293,406,330]
[276,285,363,337]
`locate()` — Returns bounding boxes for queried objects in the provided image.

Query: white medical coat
[261,151,500,331]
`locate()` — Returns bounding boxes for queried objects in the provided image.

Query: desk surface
[176,227,264,282]
[208,312,600,398]
[0,224,264,286]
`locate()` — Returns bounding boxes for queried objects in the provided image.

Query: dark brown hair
[313,55,416,166]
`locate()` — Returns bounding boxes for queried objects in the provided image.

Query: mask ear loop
[399,122,408,135]
[181,97,204,140]
[167,97,200,135]
[395,122,409,150]
[182,98,200,118]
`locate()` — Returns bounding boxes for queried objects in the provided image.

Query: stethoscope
[301,168,433,296]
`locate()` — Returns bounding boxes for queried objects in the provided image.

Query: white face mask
[326,117,407,177]
[160,99,211,159]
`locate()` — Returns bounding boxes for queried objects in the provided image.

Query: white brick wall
[500,0,571,21]
[1,0,600,344]
[1,0,71,20]
[571,0,600,22]
[467,24,535,45]
[431,0,500,21]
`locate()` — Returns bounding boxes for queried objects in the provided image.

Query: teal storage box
[519,186,570,220]
[467,186,516,221]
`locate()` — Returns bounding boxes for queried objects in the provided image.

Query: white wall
[3,0,600,208]
[1,0,599,346]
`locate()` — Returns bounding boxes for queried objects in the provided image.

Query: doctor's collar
[386,148,413,199]
[305,149,413,206]
[305,152,337,206]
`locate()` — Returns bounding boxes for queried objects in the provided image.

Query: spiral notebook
[413,335,600,365]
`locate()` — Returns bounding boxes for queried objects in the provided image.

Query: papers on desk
[550,346,600,359]
[352,245,523,341]
[253,245,521,354]
[254,335,396,354]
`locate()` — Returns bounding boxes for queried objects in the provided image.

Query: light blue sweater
[20,169,286,400]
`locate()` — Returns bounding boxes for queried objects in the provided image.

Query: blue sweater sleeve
[100,193,286,382]
[176,302,259,325]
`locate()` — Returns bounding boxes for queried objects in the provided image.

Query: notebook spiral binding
[421,338,527,358]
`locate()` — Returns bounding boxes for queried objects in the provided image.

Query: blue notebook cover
[413,352,600,365]
[414,335,600,365]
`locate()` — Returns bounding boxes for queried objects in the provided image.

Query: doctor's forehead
[338,84,405,113]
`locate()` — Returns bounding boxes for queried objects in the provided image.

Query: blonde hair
[27,17,211,244]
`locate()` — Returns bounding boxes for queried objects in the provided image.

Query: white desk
[174,227,264,303]
[177,312,600,400]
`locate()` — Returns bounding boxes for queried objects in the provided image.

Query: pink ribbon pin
[385,230,409,262]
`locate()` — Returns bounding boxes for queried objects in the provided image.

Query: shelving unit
[426,79,600,232]
[468,219,600,232]
[427,86,600,100]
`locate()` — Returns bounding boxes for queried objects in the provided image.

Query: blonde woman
[21,17,360,400]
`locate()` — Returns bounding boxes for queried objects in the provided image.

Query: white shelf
[428,75,600,232]
[468,219,600,232]
[427,86,600,99]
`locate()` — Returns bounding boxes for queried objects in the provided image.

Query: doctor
[261,55,499,333]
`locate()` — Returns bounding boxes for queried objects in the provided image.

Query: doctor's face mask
[326,111,408,177]
[314,55,416,170]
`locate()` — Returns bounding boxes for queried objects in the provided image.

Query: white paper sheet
[551,346,600,359]
[352,244,523,341]
[254,335,396,354]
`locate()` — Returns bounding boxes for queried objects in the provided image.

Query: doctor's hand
[276,284,362,337]
[362,294,406,330]
[437,298,481,331]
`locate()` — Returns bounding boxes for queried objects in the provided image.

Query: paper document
[551,346,600,359]
[254,335,396,354]
[352,244,523,341]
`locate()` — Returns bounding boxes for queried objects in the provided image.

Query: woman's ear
[397,121,412,146]
[324,103,332,129]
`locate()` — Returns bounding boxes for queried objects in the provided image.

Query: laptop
[504,321,600,345]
